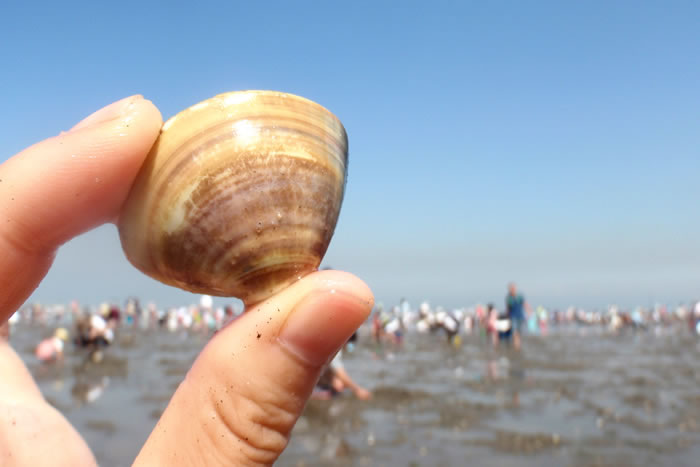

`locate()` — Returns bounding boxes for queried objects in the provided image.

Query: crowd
[6,283,700,402]
[9,296,241,335]
[371,284,700,349]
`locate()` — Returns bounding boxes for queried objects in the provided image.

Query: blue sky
[1,1,699,310]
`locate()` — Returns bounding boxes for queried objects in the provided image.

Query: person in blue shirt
[506,283,526,351]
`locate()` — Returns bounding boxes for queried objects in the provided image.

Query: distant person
[486,303,500,347]
[313,337,372,400]
[35,328,69,362]
[382,309,404,346]
[486,303,511,347]
[124,297,140,325]
[74,311,116,351]
[435,308,460,344]
[89,312,116,348]
[371,309,386,343]
[506,283,526,350]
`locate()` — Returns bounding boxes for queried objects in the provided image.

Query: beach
[11,322,700,467]
[3,1,700,465]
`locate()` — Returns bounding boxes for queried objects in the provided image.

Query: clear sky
[1,1,699,310]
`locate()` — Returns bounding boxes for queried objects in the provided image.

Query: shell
[118,90,348,305]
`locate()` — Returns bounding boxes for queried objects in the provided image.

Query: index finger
[0,96,162,320]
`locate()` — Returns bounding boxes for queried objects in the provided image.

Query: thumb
[134,270,373,466]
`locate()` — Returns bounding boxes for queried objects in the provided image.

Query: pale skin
[0,95,374,466]
[332,367,372,400]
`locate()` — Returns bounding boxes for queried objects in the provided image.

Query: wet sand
[12,325,700,466]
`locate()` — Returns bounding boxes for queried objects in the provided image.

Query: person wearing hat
[35,328,69,362]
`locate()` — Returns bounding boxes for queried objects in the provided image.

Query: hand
[0,96,374,466]
[354,387,373,401]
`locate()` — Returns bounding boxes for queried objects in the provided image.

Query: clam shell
[118,91,348,305]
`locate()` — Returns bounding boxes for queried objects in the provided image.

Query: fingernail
[278,290,370,367]
[71,95,143,131]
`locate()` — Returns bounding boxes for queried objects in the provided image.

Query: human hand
[0,96,374,466]
[354,387,373,401]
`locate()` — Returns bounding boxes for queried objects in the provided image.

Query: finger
[135,270,373,466]
[0,342,97,466]
[0,96,162,319]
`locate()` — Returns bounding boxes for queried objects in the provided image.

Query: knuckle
[202,381,300,465]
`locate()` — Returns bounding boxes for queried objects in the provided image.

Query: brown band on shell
[118,90,348,305]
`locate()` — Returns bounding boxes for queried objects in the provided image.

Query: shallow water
[12,325,700,466]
